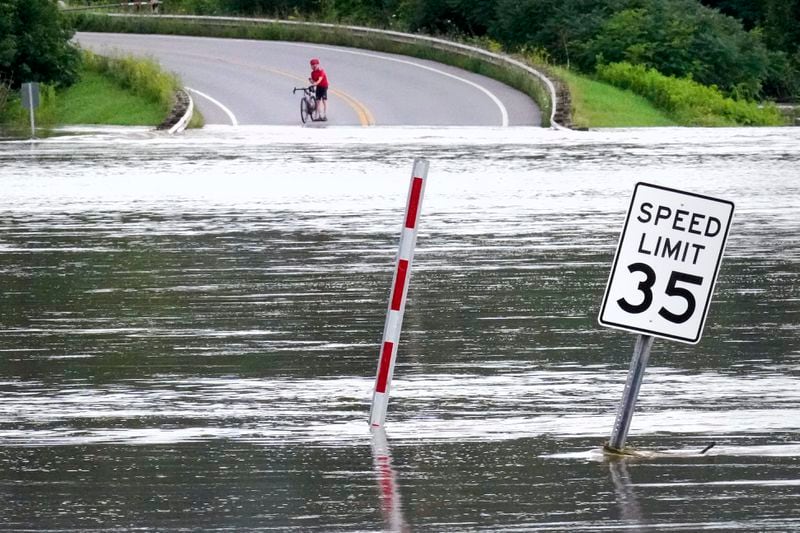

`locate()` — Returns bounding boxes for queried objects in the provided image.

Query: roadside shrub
[1,50,186,130]
[596,61,785,126]
[82,50,179,113]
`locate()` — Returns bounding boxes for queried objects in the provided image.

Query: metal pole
[608,334,654,451]
[28,83,35,139]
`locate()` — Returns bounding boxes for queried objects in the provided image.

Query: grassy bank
[555,68,677,128]
[56,68,167,125]
[1,50,200,132]
[596,62,785,127]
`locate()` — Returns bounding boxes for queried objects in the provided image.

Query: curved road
[76,32,541,127]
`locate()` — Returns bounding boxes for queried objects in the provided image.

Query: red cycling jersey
[311,68,329,89]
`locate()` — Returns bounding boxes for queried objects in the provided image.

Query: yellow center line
[126,45,374,126]
[270,68,374,126]
[111,44,375,126]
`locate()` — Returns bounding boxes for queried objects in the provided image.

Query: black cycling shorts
[315,86,328,100]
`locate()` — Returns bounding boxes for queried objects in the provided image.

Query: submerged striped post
[369,159,429,427]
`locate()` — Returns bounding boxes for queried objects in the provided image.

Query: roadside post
[369,159,429,427]
[599,183,734,452]
[21,82,40,139]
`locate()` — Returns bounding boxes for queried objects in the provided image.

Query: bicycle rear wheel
[300,98,310,124]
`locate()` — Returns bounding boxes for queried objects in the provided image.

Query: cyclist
[308,58,329,121]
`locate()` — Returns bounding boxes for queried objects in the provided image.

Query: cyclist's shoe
[321,116,328,121]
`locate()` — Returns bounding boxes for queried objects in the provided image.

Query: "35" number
[617,263,703,324]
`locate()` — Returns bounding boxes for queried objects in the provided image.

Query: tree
[0,0,80,89]
[763,0,800,52]
[0,1,17,83]
[699,0,766,30]
[490,0,617,66]
[581,0,771,98]
[398,0,498,35]
[762,0,800,99]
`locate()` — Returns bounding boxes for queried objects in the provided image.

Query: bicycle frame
[293,86,320,124]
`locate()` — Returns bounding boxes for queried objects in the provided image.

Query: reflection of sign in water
[21,82,41,138]
[608,460,643,525]
[599,183,734,344]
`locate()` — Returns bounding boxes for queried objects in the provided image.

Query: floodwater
[1,125,799,531]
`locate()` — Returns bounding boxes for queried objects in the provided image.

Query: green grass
[596,62,785,127]
[2,51,193,130]
[55,69,166,125]
[555,67,677,128]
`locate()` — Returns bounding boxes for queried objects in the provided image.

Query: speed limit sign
[599,183,734,344]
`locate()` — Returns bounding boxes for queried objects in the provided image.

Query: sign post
[608,334,653,451]
[20,82,40,139]
[599,182,734,451]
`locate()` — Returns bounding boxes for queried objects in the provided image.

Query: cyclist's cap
[310,58,320,66]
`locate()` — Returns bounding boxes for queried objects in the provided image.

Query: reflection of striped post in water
[369,159,429,427]
[371,428,408,532]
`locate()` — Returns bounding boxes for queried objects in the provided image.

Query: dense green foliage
[489,0,794,101]
[0,0,81,88]
[597,61,784,125]
[700,0,800,99]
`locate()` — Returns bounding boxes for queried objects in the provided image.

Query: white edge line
[168,90,194,134]
[185,86,238,126]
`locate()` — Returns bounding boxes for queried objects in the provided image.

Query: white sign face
[599,183,734,344]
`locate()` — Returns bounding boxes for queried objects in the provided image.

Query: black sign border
[598,182,735,344]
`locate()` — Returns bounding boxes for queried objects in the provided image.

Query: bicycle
[293,86,321,124]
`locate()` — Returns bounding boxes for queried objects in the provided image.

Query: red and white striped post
[369,159,429,427]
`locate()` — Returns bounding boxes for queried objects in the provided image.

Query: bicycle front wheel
[300,97,310,124]
[309,97,318,121]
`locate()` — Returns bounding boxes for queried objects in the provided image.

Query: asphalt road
[75,32,542,127]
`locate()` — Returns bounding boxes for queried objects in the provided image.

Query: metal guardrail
[63,1,160,12]
[81,12,565,129]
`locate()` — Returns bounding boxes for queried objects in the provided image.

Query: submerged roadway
[75,32,542,127]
